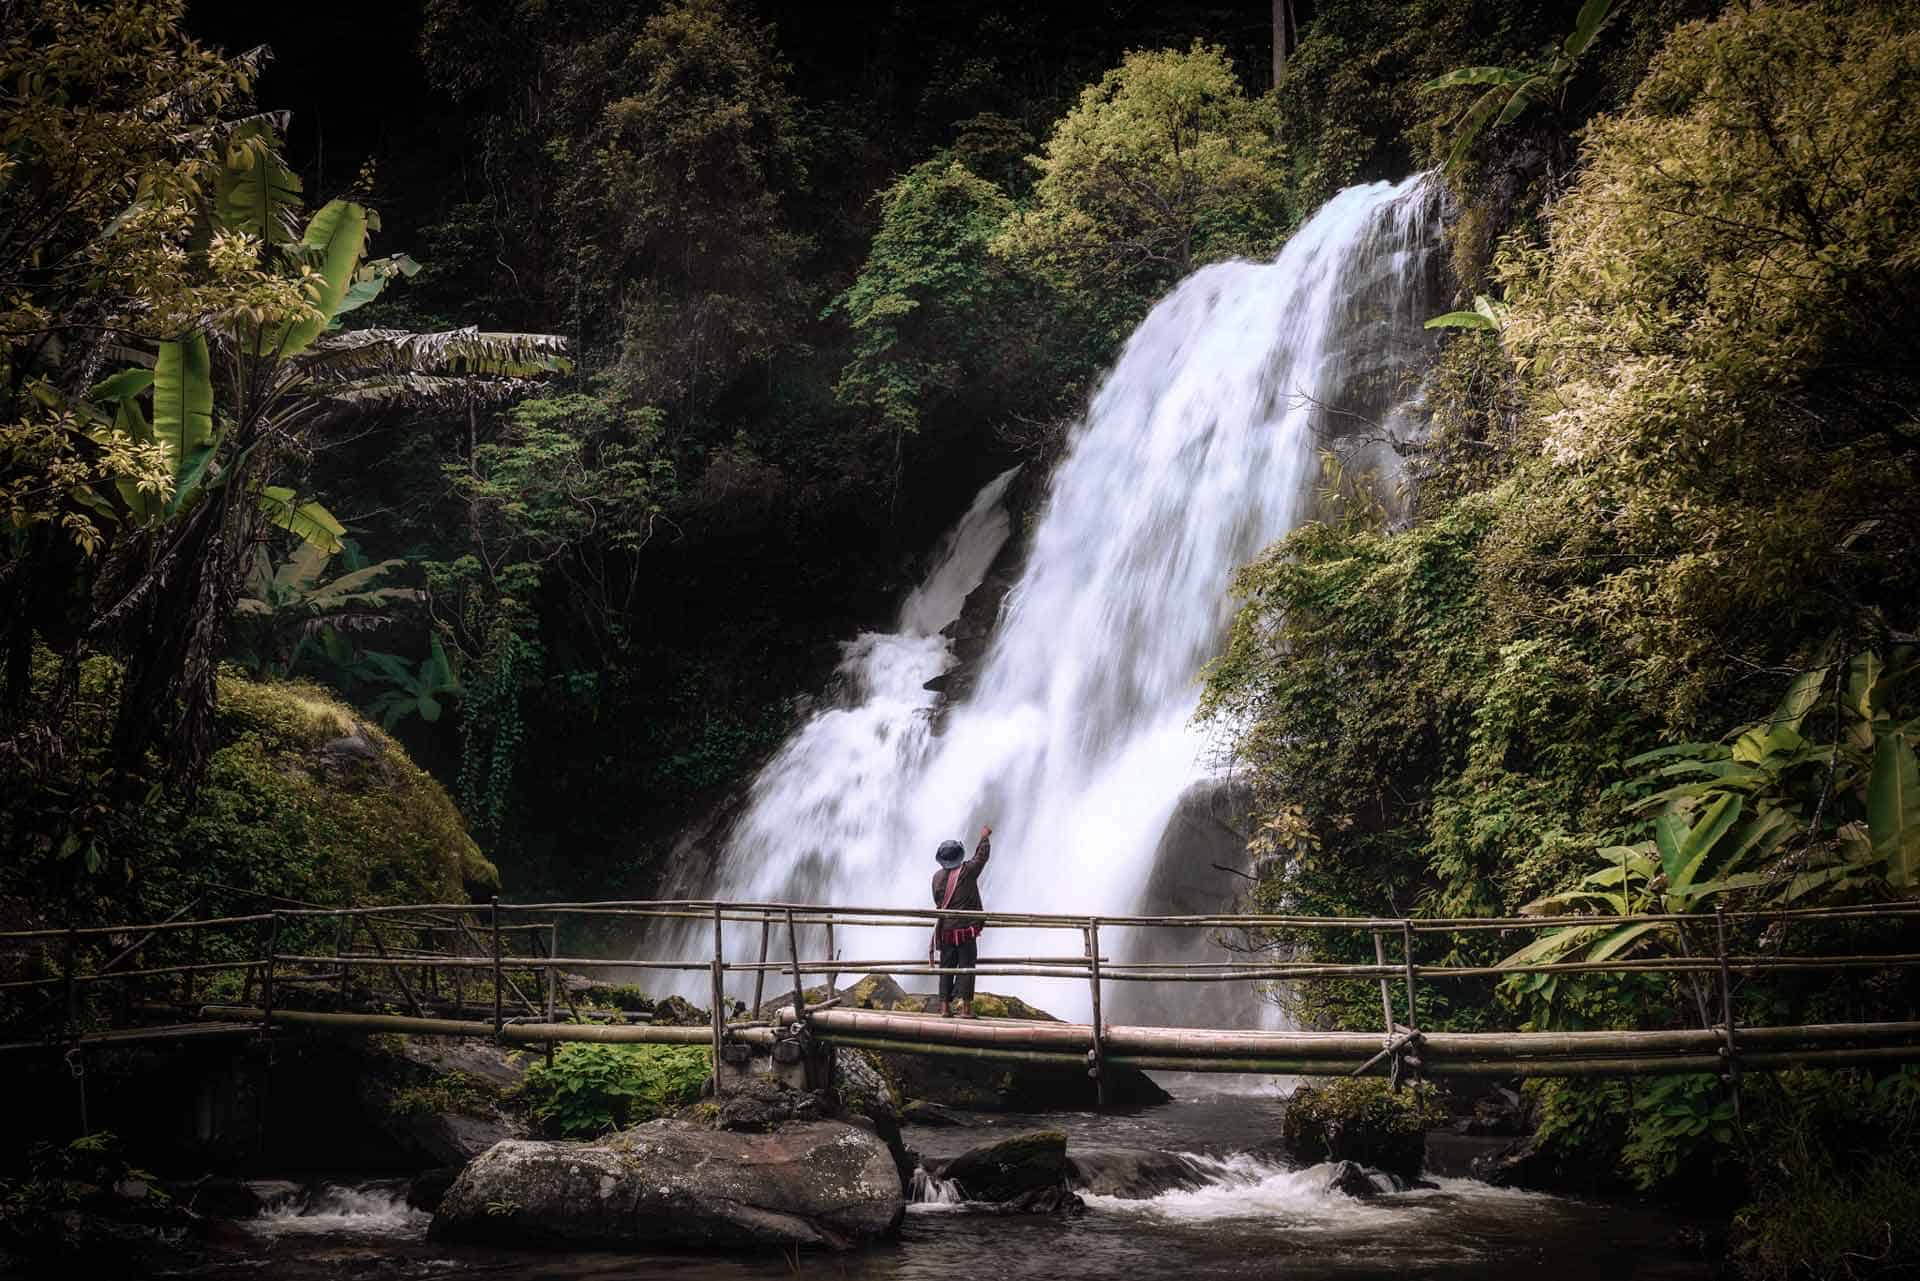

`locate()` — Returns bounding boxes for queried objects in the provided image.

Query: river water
[184,1084,1715,1281]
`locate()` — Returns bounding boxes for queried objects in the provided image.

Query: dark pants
[939,936,978,1005]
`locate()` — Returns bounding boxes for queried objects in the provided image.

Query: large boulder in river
[431,1119,903,1250]
[1281,1079,1448,1183]
[832,975,1169,1111]
[931,1130,1084,1214]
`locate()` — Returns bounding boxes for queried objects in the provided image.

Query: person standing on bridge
[929,825,992,1018]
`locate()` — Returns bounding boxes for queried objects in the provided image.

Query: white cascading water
[651,176,1445,1024]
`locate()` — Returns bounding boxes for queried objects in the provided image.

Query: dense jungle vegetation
[3,0,1918,1273]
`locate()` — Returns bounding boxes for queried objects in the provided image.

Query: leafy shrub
[1281,1078,1448,1180]
[514,1043,711,1138]
[1737,1070,1920,1281]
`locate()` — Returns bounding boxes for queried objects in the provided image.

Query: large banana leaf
[274,200,370,360]
[258,486,346,554]
[214,121,303,245]
[1563,0,1618,61]
[333,253,420,322]
[1664,794,1744,897]
[1423,66,1534,90]
[1444,86,1510,171]
[1868,732,1920,889]
[89,368,154,405]
[306,327,572,379]
[1774,665,1829,734]
[154,335,217,514]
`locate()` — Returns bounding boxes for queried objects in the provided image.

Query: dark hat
[935,839,966,868]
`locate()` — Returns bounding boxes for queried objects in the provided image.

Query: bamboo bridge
[4,895,1918,1111]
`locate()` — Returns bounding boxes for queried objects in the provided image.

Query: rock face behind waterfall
[431,1120,904,1250]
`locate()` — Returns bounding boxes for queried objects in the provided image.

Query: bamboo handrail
[15,896,1918,942]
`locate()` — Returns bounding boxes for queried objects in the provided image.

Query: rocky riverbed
[93,1081,1724,1281]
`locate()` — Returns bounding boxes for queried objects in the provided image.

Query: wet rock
[1066,1149,1216,1198]
[899,1099,969,1127]
[431,1119,903,1250]
[1452,1085,1529,1137]
[407,1167,461,1214]
[939,1129,1068,1200]
[997,1183,1086,1216]
[1471,1134,1630,1195]
[1324,1160,1387,1199]
[1281,1079,1447,1182]
[846,1093,916,1195]
[717,1077,834,1132]
[870,988,1169,1111]
[170,1176,275,1219]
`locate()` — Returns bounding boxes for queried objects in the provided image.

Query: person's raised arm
[970,825,992,871]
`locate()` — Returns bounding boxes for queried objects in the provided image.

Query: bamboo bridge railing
[3,895,1918,1117]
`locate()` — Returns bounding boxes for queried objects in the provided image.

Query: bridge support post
[785,909,805,1030]
[545,923,558,1068]
[1372,931,1394,1034]
[1086,921,1106,1106]
[1401,920,1421,1086]
[1715,907,1741,1123]
[751,912,770,1015]
[825,922,837,1004]
[490,896,503,1038]
[711,904,727,1101]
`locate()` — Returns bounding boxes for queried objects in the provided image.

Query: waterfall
[650,176,1446,1024]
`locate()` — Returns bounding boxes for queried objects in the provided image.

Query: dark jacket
[930,833,991,937]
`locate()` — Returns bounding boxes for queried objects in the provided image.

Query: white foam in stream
[246,1183,430,1240]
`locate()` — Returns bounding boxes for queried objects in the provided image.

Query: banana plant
[1425,0,1622,171]
[1502,650,1919,1000]
[232,540,423,676]
[83,121,568,772]
[361,636,460,730]
[1424,293,1510,332]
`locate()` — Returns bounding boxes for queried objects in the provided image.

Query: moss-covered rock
[0,654,493,933]
[1281,1079,1448,1182]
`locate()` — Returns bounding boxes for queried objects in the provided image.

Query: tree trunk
[1272,0,1298,89]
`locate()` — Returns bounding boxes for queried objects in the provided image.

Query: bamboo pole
[786,909,805,1029]
[12,895,1915,943]
[1372,932,1395,1035]
[752,912,771,1014]
[1402,919,1420,1086]
[259,913,280,1033]
[1716,905,1740,1122]
[545,925,559,1068]
[360,913,423,1016]
[710,905,726,1100]
[335,913,352,1007]
[490,896,503,1037]
[62,928,78,1041]
[1087,921,1106,1106]
[825,921,836,1003]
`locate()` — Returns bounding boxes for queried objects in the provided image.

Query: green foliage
[830,160,1024,437]
[0,649,494,916]
[1281,1079,1449,1179]
[0,1132,164,1249]
[1485,0,1920,722]
[1736,1069,1920,1281]
[1426,0,1624,170]
[361,636,461,730]
[231,540,424,678]
[552,0,808,415]
[514,1042,711,1139]
[998,42,1287,328]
